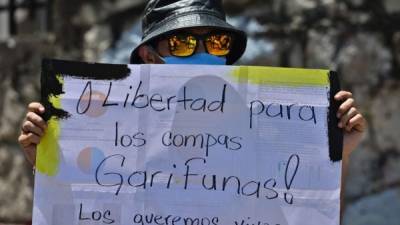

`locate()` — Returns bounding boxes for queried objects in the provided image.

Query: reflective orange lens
[168,35,197,57]
[205,34,232,56]
[167,33,232,57]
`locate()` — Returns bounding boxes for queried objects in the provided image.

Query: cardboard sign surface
[33,59,343,225]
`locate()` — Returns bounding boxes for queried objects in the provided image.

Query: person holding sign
[18,0,366,208]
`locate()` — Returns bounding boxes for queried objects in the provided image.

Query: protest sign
[33,59,343,225]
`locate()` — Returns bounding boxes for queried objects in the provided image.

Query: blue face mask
[164,53,227,65]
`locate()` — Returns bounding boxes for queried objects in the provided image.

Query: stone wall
[0,0,399,224]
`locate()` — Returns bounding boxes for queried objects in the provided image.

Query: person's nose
[195,40,207,54]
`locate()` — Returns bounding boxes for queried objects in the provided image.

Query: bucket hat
[130,0,247,65]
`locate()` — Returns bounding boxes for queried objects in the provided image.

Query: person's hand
[18,102,47,166]
[335,91,367,158]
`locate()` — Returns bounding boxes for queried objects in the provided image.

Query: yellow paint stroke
[231,66,330,86]
[36,74,63,176]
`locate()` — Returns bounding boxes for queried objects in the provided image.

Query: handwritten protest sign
[33,59,343,225]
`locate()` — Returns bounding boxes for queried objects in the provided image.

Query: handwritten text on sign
[33,62,342,225]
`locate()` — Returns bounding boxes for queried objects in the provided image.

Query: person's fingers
[18,133,30,147]
[337,97,355,118]
[21,120,44,136]
[27,133,41,145]
[346,114,367,132]
[334,91,352,101]
[18,132,38,166]
[18,132,41,147]
[338,107,358,129]
[19,102,44,167]
[28,102,45,114]
[26,111,47,130]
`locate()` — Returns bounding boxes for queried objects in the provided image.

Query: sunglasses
[163,32,233,57]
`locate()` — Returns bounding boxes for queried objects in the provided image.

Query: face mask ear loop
[146,45,166,64]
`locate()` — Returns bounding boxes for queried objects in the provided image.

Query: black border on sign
[328,71,343,162]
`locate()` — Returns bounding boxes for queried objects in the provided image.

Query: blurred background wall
[0,0,399,224]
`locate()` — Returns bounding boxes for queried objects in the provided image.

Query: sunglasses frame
[162,31,234,57]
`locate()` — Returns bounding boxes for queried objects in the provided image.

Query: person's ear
[138,45,164,64]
